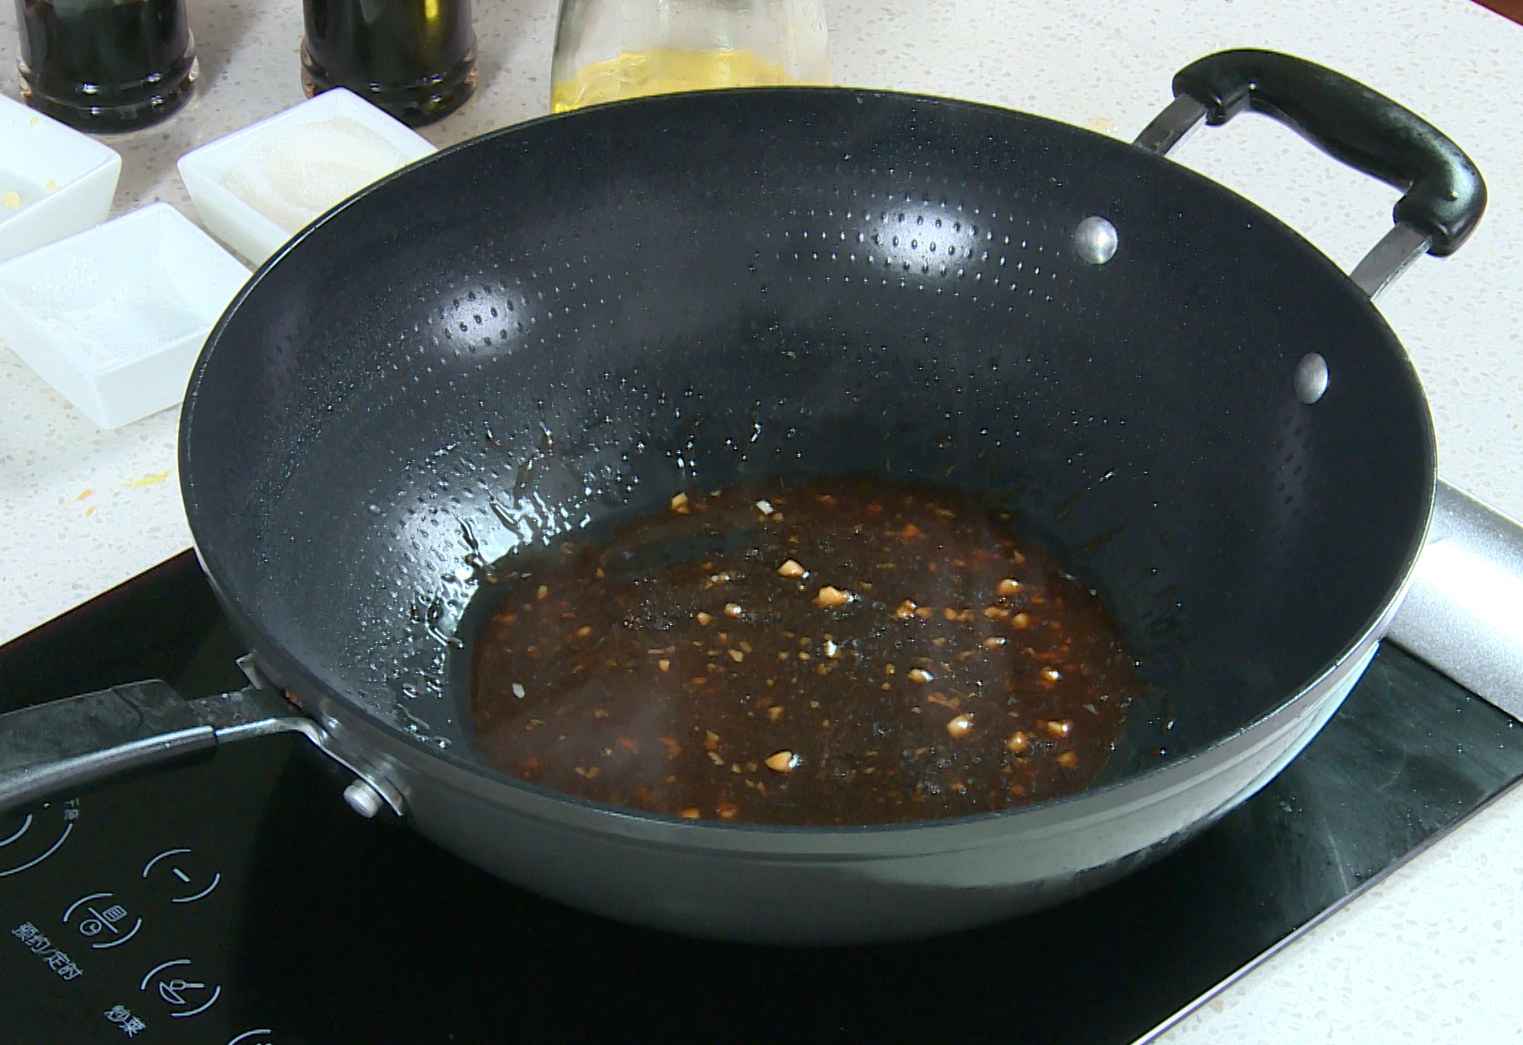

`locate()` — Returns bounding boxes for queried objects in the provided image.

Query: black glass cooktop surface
[2,553,1520,1045]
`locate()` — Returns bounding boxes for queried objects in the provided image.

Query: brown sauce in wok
[471,477,1141,825]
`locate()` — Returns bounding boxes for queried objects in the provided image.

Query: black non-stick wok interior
[183,88,1432,791]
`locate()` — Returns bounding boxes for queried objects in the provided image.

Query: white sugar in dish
[0,203,250,428]
[178,90,436,264]
[13,253,204,372]
[221,116,413,233]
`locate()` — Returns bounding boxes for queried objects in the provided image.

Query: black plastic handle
[1174,49,1486,256]
[0,682,215,815]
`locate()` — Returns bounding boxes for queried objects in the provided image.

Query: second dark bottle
[301,0,476,127]
[15,0,198,132]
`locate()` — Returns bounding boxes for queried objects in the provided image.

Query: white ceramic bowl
[0,95,122,264]
[0,203,250,429]
[178,88,437,266]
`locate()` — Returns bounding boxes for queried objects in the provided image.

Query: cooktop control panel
[1,738,307,1045]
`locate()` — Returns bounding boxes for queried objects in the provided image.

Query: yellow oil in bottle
[551,48,804,112]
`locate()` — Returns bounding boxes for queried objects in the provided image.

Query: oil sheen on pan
[471,477,1143,826]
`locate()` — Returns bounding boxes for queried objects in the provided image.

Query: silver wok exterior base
[307,644,1377,944]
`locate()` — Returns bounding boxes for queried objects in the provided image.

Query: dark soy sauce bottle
[301,0,477,127]
[14,0,198,133]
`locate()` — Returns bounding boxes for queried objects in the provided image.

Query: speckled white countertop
[2,0,1521,1039]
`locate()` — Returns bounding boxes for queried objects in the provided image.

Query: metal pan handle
[1135,49,1487,298]
[0,681,406,818]
[0,682,216,814]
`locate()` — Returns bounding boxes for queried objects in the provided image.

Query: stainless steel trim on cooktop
[1387,480,1523,721]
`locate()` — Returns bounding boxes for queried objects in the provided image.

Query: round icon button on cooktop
[142,848,221,903]
[63,891,144,949]
[0,798,80,878]
[140,957,223,1018]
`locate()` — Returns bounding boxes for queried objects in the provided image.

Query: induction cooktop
[2,552,1520,1045]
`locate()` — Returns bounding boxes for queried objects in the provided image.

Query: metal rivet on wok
[1073,216,1118,265]
[1295,352,1330,404]
[343,779,386,818]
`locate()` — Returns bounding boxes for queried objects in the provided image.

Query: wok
[0,50,1492,943]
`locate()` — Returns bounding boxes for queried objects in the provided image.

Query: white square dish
[177,88,437,266]
[0,95,122,264]
[0,202,250,429]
